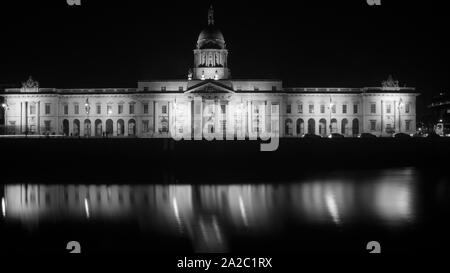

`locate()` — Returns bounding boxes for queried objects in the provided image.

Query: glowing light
[1,197,5,217]
[325,191,340,225]
[84,198,90,219]
[172,197,181,226]
[238,195,248,226]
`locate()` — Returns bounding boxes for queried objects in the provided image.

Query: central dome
[197,25,225,49]
[196,5,226,50]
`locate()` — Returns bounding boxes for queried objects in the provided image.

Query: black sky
[0,0,447,113]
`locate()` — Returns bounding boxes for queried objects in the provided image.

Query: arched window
[62,119,69,136]
[95,119,102,137]
[319,119,327,136]
[84,119,91,137]
[285,118,293,136]
[128,119,136,136]
[117,119,124,136]
[352,118,359,136]
[341,119,348,135]
[106,119,113,136]
[73,119,80,136]
[307,119,315,135]
[296,119,304,136]
[331,118,338,134]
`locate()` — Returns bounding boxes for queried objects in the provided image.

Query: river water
[1,167,449,254]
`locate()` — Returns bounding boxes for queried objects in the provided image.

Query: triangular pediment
[185,80,235,94]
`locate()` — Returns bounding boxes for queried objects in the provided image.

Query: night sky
[0,0,447,116]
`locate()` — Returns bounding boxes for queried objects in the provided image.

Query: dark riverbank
[0,137,449,183]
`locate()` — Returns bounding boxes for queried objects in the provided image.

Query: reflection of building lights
[172,197,181,226]
[84,198,90,219]
[325,191,340,225]
[238,196,248,226]
[1,197,5,217]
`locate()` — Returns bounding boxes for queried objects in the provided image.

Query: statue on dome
[382,75,399,88]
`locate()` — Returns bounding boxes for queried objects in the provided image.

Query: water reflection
[1,168,418,252]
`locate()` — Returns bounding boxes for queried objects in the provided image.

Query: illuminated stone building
[0,6,418,138]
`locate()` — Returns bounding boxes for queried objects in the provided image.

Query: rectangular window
[74,104,79,115]
[370,120,376,131]
[162,105,167,114]
[178,86,184,91]
[118,104,123,114]
[320,105,325,114]
[309,104,314,114]
[370,103,376,114]
[143,103,149,114]
[161,86,166,91]
[44,120,51,132]
[142,120,149,133]
[298,104,303,114]
[221,105,226,114]
[331,104,336,114]
[342,104,347,114]
[143,87,149,92]
[64,104,68,115]
[107,105,112,115]
[405,103,410,114]
[386,104,392,114]
[405,120,412,131]
[286,104,291,114]
[96,104,101,115]
[129,104,135,114]
[45,103,51,115]
[353,104,358,114]
[254,87,259,91]
[271,104,279,114]
[8,121,16,134]
[30,104,36,115]
[272,86,277,91]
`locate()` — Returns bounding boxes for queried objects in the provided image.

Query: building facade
[0,6,418,138]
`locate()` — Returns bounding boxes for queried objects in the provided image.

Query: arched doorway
[84,119,91,137]
[331,118,338,133]
[352,118,359,136]
[296,118,304,136]
[117,119,124,136]
[106,119,113,136]
[73,119,80,136]
[341,119,348,135]
[95,119,102,137]
[128,119,136,136]
[62,119,69,136]
[319,118,327,136]
[285,118,293,136]
[307,119,315,135]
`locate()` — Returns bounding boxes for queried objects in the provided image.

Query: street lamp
[329,99,334,136]
[2,103,9,135]
[398,99,403,133]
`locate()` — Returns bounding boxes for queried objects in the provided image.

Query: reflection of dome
[197,5,226,49]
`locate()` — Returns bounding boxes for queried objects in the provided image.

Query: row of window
[29,103,51,115]
[285,102,412,115]
[369,120,412,131]
[369,102,411,114]
[143,86,279,92]
[286,104,359,115]
[62,103,168,116]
